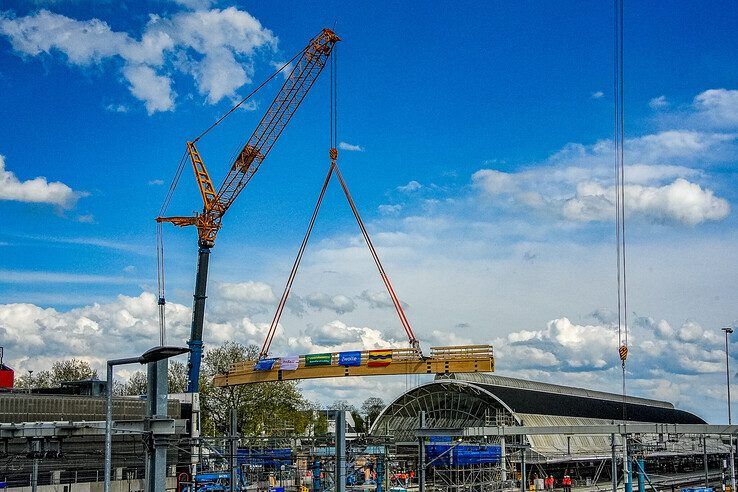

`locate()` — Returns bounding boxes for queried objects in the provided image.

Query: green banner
[304,353,333,366]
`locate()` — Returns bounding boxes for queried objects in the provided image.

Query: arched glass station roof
[370,373,707,461]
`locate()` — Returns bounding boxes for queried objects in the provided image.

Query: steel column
[104,363,113,492]
[146,359,169,492]
[418,411,426,492]
[336,411,346,492]
[611,434,617,492]
[706,435,710,487]
[521,448,526,492]
[230,408,238,492]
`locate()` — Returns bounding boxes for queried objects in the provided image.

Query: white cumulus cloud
[338,141,364,152]
[693,89,738,127]
[649,95,669,109]
[123,64,175,114]
[218,281,276,303]
[0,7,276,113]
[304,292,356,315]
[561,178,729,225]
[0,154,83,209]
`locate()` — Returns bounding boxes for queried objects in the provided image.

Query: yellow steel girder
[214,345,494,386]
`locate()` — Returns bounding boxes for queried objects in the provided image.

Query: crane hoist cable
[613,0,629,421]
[259,48,419,359]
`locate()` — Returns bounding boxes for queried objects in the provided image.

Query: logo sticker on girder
[280,356,300,371]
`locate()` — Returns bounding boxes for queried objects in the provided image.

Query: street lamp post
[723,327,736,492]
[104,346,189,492]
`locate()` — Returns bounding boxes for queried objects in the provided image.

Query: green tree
[330,400,365,433]
[117,360,188,396]
[123,371,148,395]
[199,341,317,437]
[15,359,98,389]
[361,396,385,427]
[168,360,188,393]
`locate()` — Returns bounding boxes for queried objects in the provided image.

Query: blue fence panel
[237,448,292,468]
[425,444,502,467]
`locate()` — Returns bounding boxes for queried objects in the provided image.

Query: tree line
[13,341,386,437]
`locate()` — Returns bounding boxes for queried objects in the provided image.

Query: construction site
[1,1,737,492]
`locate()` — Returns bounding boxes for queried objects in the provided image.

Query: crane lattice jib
[201,29,339,239]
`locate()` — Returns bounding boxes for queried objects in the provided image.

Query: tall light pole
[723,326,735,492]
[105,346,189,492]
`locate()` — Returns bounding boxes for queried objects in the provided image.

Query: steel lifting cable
[156,222,166,345]
[614,0,629,421]
[332,163,417,346]
[155,148,187,345]
[260,162,336,358]
[260,47,418,357]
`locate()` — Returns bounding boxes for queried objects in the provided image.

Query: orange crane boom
[157,28,340,393]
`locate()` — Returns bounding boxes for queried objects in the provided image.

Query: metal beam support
[146,360,169,492]
[418,411,426,492]
[520,447,527,492]
[611,434,618,492]
[460,424,738,437]
[705,435,710,487]
[336,411,346,492]
[0,419,181,439]
[230,408,238,492]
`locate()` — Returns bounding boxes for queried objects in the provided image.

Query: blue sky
[1,0,737,422]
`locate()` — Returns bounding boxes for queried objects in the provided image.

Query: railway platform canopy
[370,372,728,463]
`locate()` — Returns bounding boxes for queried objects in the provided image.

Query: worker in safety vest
[545,475,554,490]
[562,474,572,492]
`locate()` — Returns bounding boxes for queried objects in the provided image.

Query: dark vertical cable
[614,0,628,422]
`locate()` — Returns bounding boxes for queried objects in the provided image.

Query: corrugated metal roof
[440,373,673,409]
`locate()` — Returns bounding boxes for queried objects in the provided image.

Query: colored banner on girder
[280,356,300,371]
[367,350,392,367]
[338,351,362,367]
[304,353,332,366]
[254,358,277,371]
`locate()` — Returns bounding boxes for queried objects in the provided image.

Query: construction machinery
[157,29,340,393]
